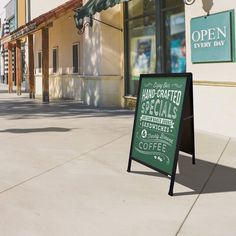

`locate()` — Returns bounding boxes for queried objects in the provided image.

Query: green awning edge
[74,0,129,30]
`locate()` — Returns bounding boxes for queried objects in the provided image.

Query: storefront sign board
[127,73,195,196]
[191,10,235,63]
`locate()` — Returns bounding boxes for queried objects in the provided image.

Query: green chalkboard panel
[128,73,195,195]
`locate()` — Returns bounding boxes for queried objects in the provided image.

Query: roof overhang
[0,0,82,43]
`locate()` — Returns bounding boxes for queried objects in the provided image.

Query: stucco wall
[5,0,15,20]
[30,0,66,20]
[33,7,124,107]
[17,0,26,27]
[49,75,123,107]
[185,0,236,137]
[49,12,83,74]
[35,75,122,107]
[83,5,123,76]
[34,11,82,93]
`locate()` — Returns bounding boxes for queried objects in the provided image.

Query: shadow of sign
[131,154,236,196]
[0,127,72,133]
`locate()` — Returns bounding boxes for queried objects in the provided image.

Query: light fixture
[183,0,196,5]
[74,14,93,34]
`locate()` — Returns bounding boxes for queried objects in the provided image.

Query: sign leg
[127,158,132,172]
[192,153,196,165]
[192,125,195,165]
[168,175,175,196]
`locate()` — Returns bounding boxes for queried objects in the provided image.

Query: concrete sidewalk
[0,83,235,236]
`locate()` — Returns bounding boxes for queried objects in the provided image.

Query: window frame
[52,47,59,74]
[124,0,185,96]
[8,16,15,33]
[72,43,80,74]
[37,51,42,74]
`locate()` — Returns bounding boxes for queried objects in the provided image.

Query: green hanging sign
[127,73,195,196]
[191,10,235,63]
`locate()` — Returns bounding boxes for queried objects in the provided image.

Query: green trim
[230,10,235,62]
[74,0,128,30]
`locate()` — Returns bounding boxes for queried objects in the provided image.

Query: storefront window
[128,0,155,18]
[164,8,186,73]
[128,16,156,95]
[8,17,15,32]
[125,0,185,96]
[164,0,183,8]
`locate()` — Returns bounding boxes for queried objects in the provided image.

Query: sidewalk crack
[0,132,130,196]
[175,137,231,236]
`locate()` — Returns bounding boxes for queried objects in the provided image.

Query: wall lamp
[183,0,196,5]
[74,15,93,34]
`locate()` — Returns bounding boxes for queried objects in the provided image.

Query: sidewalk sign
[127,73,195,196]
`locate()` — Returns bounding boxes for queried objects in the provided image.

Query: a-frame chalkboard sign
[127,73,195,196]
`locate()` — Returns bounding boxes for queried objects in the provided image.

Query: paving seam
[0,132,130,196]
[175,137,231,236]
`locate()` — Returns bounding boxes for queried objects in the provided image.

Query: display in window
[169,12,186,73]
[131,36,156,80]
[170,36,186,73]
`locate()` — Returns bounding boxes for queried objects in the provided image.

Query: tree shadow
[0,83,134,119]
[130,154,236,196]
[0,90,10,94]
[0,99,134,120]
[0,127,72,133]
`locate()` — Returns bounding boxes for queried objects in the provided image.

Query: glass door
[126,0,156,96]
[163,4,186,73]
[124,0,186,96]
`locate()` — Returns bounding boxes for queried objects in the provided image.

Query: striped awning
[74,0,129,30]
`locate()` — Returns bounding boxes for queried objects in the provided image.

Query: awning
[74,0,129,30]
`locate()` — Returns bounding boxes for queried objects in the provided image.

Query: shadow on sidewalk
[0,90,9,93]
[0,127,72,133]
[131,154,236,196]
[0,99,134,120]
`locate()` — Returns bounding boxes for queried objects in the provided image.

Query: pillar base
[43,92,49,103]
[29,92,35,99]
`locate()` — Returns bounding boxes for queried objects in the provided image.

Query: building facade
[0,0,236,138]
[124,0,185,96]
[185,0,236,137]
[0,0,124,106]
[33,0,124,107]
[0,0,27,85]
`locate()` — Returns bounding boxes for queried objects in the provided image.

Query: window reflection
[128,0,155,18]
[128,16,156,95]
[126,0,186,96]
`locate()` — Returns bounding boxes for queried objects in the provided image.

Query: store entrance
[124,0,186,96]
[163,4,186,73]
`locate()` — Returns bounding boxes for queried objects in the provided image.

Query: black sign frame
[127,73,195,196]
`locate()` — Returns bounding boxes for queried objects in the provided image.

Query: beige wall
[34,11,82,74]
[83,5,123,76]
[186,0,236,83]
[49,11,83,75]
[30,0,66,20]
[49,75,122,107]
[33,6,124,107]
[17,0,26,27]
[185,1,236,137]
